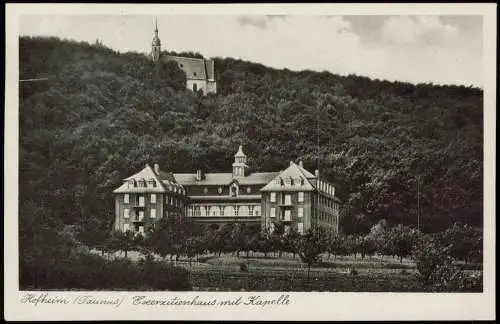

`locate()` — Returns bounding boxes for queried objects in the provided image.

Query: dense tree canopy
[19,36,483,238]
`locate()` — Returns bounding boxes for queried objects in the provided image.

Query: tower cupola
[232,145,250,178]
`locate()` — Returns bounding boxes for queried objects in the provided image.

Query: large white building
[113,146,342,235]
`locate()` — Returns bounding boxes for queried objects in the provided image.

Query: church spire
[151,17,161,62]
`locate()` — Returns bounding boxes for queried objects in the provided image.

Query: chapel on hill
[150,19,217,95]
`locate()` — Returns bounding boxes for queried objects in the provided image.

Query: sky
[20,14,483,87]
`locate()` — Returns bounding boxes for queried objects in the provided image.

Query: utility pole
[417,176,421,231]
[316,93,321,231]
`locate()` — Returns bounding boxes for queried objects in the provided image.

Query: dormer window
[148,179,156,187]
[230,183,238,197]
[193,72,197,76]
[280,179,284,186]
[128,180,136,188]
[138,179,146,188]
[300,178,305,186]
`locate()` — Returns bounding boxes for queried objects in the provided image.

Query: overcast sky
[20,15,483,87]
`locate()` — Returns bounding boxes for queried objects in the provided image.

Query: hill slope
[19,36,483,233]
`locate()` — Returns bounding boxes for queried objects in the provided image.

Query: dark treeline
[19,36,482,245]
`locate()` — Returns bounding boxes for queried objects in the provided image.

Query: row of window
[269,207,304,220]
[123,224,145,234]
[128,178,157,188]
[202,185,253,196]
[269,222,304,234]
[317,180,335,196]
[123,208,156,220]
[313,195,339,210]
[126,179,185,194]
[189,205,261,217]
[273,177,306,187]
[123,194,183,207]
[270,192,305,203]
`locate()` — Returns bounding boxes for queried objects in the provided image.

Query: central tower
[151,18,161,62]
[232,145,250,178]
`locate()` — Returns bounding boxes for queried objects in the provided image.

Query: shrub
[20,251,191,291]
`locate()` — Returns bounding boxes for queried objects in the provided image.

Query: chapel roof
[164,55,215,81]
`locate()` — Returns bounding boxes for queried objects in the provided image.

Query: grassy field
[93,250,481,292]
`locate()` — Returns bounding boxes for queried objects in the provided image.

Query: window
[128,180,135,188]
[270,222,275,233]
[254,206,261,216]
[193,72,197,77]
[234,206,239,217]
[284,194,291,205]
[246,187,252,194]
[210,206,219,217]
[138,211,144,221]
[138,180,146,188]
[138,226,145,235]
[193,83,197,92]
[239,206,249,216]
[274,178,280,185]
[284,210,291,221]
[270,207,276,218]
[194,206,201,217]
[151,194,156,204]
[123,224,130,232]
[298,192,304,203]
[218,187,223,194]
[230,184,238,197]
[170,197,174,205]
[150,208,156,219]
[124,208,130,219]
[124,194,129,204]
[300,178,305,186]
[148,179,156,187]
[138,196,145,207]
[297,222,304,234]
[224,206,235,217]
[298,207,304,218]
[270,192,276,202]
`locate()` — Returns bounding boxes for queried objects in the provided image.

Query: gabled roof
[173,172,278,186]
[260,162,316,192]
[114,164,166,193]
[164,55,215,81]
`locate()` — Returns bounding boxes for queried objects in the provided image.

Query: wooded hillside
[19,36,483,234]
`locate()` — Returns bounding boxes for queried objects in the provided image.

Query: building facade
[150,19,217,95]
[113,146,342,235]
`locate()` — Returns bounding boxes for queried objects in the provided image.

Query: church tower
[232,145,250,178]
[151,18,161,62]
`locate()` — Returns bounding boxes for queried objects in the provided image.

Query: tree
[283,227,301,259]
[110,230,136,258]
[295,227,329,279]
[270,222,285,257]
[388,225,421,263]
[230,223,246,257]
[438,222,482,264]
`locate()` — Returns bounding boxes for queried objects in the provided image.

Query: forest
[19,36,483,237]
